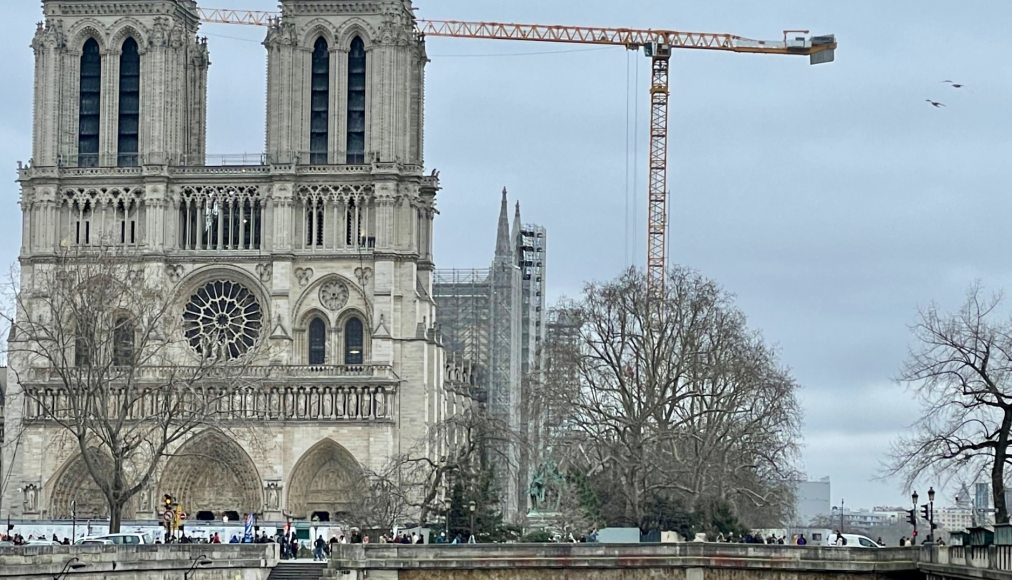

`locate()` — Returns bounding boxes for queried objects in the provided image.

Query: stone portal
[159,430,263,519]
[286,438,362,521]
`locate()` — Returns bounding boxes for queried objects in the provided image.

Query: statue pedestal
[526,510,563,532]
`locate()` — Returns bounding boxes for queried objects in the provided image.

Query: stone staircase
[267,561,327,580]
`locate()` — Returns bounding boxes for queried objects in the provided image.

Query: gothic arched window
[113,315,135,366]
[308,317,327,365]
[118,37,140,167]
[310,37,330,164]
[346,37,366,164]
[78,38,102,168]
[74,318,94,367]
[345,199,359,246]
[344,317,364,365]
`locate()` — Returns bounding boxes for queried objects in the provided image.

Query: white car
[76,538,113,545]
[825,533,881,548]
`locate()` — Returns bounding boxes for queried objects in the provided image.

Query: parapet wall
[0,544,277,579]
[327,543,921,580]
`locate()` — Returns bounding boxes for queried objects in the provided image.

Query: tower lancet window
[78,38,102,168]
[305,198,324,248]
[346,37,366,164]
[310,37,330,165]
[178,187,263,251]
[118,37,140,167]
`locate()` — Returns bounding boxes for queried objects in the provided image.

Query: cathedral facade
[2,0,461,524]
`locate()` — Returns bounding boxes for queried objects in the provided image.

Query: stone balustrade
[924,544,1012,578]
[23,383,396,423]
[24,363,398,383]
[0,543,277,579]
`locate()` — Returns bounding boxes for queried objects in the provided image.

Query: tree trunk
[109,501,123,533]
[993,411,1012,524]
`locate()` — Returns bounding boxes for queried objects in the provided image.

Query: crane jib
[195,7,836,298]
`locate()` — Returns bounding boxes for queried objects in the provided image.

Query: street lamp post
[55,557,86,579]
[71,500,77,544]
[840,499,845,533]
[444,498,452,541]
[912,490,919,542]
[928,487,936,543]
[184,554,211,580]
[468,501,476,544]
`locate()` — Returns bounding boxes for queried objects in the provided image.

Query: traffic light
[906,509,916,526]
[921,504,930,520]
[163,494,174,510]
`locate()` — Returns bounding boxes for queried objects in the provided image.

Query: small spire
[495,187,511,258]
[511,200,522,250]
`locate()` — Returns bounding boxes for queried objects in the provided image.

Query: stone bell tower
[31,0,209,168]
[264,0,426,166]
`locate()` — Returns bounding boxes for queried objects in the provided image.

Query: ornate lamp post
[927,487,936,543]
[468,501,476,544]
[912,490,919,542]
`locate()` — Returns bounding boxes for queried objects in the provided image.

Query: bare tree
[2,249,254,531]
[887,285,1012,524]
[539,268,801,530]
[348,399,518,530]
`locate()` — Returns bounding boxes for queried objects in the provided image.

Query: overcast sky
[3,0,1011,512]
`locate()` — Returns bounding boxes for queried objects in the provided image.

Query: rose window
[182,280,263,359]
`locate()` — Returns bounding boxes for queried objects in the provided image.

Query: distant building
[793,477,831,526]
[936,507,981,532]
[846,509,900,528]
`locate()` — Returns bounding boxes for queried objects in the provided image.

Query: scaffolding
[433,268,493,394]
[434,262,522,517]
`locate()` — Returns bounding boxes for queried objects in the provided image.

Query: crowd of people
[0,533,72,545]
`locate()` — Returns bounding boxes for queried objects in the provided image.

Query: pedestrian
[211,532,221,544]
[314,535,326,561]
[796,534,807,546]
[290,535,299,559]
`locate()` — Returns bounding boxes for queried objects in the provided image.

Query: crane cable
[624,51,632,268]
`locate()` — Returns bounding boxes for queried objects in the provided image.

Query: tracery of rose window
[182,280,263,359]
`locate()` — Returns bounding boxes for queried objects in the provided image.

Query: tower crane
[197,7,837,298]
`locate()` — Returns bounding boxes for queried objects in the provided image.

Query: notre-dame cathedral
[1,0,467,525]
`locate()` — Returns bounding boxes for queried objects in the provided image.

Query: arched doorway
[287,439,362,520]
[159,431,263,518]
[48,451,115,519]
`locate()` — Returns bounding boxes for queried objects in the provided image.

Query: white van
[78,533,151,545]
[824,533,881,548]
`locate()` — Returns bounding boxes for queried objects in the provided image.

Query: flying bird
[925,99,945,108]
[942,80,965,88]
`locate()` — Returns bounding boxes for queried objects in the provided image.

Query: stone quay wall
[326,543,923,580]
[0,543,278,579]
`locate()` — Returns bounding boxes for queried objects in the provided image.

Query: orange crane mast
[197,8,837,299]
